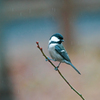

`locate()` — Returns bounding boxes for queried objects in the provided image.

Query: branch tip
[36,41,39,45]
[36,41,85,100]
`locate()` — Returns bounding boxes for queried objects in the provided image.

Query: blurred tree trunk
[0,1,14,100]
[60,1,74,50]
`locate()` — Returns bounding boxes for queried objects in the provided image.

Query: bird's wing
[55,45,71,62]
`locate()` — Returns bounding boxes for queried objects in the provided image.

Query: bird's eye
[59,37,63,40]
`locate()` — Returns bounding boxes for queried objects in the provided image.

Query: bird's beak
[61,39,64,42]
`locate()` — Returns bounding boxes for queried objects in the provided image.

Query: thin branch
[36,41,85,100]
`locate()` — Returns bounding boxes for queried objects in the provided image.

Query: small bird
[48,33,81,75]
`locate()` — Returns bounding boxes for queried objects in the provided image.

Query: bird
[48,33,81,75]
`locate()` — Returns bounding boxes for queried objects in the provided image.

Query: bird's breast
[48,44,63,61]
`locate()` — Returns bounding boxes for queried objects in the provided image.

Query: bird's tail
[65,61,81,75]
[70,63,81,75]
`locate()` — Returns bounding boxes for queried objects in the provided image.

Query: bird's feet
[45,57,51,61]
[54,62,61,71]
[45,57,55,61]
[54,66,59,71]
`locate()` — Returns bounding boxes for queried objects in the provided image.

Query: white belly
[48,44,63,61]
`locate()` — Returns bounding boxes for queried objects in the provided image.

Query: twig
[36,41,85,100]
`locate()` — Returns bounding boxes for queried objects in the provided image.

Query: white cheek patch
[49,43,57,48]
[49,36,59,43]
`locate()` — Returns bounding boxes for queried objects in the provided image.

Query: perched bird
[48,33,81,75]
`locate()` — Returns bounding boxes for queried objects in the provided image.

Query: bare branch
[36,41,85,100]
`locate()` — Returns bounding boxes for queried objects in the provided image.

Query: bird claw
[54,67,58,71]
[45,57,51,61]
[45,59,48,61]
[54,65,60,71]
[45,57,55,61]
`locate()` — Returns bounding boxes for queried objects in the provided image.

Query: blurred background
[0,0,100,100]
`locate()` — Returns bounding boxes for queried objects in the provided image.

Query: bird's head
[49,33,64,44]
